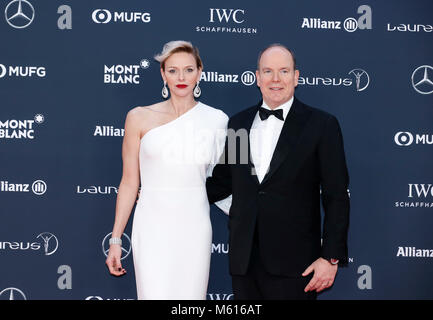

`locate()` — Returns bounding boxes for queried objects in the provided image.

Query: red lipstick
[176,84,188,89]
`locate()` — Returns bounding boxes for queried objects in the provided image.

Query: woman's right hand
[105,244,126,276]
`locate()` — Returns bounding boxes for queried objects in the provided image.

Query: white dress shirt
[214,97,294,214]
[249,97,294,183]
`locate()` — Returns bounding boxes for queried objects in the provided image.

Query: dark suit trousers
[231,230,317,300]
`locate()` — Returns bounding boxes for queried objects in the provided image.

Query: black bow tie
[258,107,284,121]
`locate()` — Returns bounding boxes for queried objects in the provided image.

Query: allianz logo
[77,185,118,195]
[200,71,256,86]
[301,5,372,32]
[0,180,47,195]
[94,125,124,137]
[397,247,433,258]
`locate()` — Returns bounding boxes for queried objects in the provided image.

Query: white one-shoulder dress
[131,102,229,300]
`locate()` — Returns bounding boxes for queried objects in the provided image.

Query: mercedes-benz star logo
[5,0,35,29]
[102,232,132,260]
[0,288,27,300]
[411,65,433,95]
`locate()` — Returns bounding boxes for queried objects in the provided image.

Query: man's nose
[272,72,280,82]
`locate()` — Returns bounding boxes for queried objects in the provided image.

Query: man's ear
[256,70,261,87]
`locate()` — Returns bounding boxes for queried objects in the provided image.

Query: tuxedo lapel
[239,101,261,186]
[260,97,311,186]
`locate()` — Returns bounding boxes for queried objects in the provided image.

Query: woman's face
[161,52,201,98]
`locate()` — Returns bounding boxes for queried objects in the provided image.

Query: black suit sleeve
[319,115,350,264]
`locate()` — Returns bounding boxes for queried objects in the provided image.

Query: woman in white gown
[105,41,229,300]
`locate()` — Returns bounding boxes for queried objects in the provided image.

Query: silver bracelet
[109,237,122,246]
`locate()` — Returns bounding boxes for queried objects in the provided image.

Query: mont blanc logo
[200,70,255,86]
[298,68,369,91]
[0,114,44,140]
[0,63,46,78]
[92,9,150,24]
[0,287,27,300]
[394,131,433,146]
[104,60,149,84]
[196,8,257,35]
[5,0,34,29]
[411,65,433,95]
[301,5,372,32]
[102,232,131,260]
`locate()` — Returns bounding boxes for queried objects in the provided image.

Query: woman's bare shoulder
[128,102,168,118]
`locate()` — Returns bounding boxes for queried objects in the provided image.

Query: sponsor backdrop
[1,0,432,300]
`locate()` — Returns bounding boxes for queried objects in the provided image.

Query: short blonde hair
[154,40,203,71]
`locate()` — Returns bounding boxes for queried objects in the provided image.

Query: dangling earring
[193,81,201,98]
[162,81,169,99]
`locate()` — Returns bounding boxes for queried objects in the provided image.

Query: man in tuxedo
[206,44,350,299]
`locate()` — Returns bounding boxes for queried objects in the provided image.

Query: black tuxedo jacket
[207,97,350,277]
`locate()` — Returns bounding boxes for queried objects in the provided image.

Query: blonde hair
[154,40,203,70]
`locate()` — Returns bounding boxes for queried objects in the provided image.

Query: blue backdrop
[1,0,432,300]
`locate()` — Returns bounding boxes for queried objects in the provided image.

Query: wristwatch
[328,258,339,265]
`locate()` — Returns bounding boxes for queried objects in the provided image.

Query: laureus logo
[348,69,370,91]
[36,232,59,255]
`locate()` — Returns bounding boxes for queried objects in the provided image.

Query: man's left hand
[302,257,338,292]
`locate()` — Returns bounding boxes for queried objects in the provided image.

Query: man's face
[256,47,299,109]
